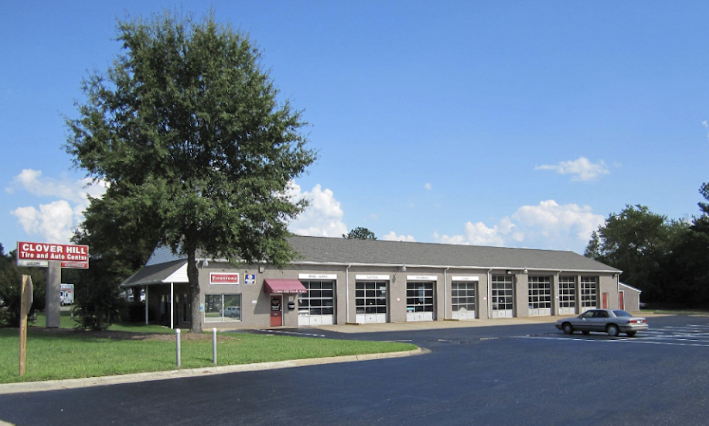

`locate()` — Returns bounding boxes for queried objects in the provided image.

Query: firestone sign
[210,272,239,284]
[17,242,90,269]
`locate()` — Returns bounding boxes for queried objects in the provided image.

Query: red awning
[264,279,307,294]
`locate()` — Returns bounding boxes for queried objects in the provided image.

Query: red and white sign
[210,272,239,285]
[17,242,89,269]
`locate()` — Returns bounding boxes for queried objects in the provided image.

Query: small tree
[343,227,377,240]
[71,259,125,330]
[65,11,316,332]
[0,245,47,327]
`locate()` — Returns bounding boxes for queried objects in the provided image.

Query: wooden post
[19,275,33,376]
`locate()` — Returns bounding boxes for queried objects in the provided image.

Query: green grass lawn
[0,312,417,384]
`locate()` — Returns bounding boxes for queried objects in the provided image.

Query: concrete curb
[0,347,424,395]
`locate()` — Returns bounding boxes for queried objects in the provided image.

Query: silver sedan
[555,309,648,337]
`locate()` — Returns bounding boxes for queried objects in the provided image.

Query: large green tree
[65,11,316,332]
[585,205,689,303]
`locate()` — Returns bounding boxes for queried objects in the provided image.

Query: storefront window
[204,294,242,322]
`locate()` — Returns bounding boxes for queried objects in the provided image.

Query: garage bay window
[205,294,242,322]
[528,276,551,316]
[559,277,576,315]
[580,277,598,312]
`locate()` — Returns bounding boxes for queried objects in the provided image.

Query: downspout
[346,265,351,324]
[616,273,620,309]
[487,269,493,319]
[444,267,449,320]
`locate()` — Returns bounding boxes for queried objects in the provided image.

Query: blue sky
[2,1,708,254]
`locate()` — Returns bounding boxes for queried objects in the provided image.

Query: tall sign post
[19,275,33,376]
[16,242,89,328]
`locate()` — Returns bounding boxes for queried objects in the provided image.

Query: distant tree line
[585,183,709,309]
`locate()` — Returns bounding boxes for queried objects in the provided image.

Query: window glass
[205,294,241,322]
[613,310,631,317]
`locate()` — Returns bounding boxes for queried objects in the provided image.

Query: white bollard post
[176,328,181,367]
[212,328,217,365]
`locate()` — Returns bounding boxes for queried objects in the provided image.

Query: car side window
[598,311,609,318]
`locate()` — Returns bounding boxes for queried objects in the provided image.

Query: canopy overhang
[264,279,307,294]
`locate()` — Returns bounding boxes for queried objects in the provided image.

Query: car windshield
[613,310,632,317]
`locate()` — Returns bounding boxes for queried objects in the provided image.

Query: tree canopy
[65,11,316,332]
[586,189,709,308]
[343,227,377,240]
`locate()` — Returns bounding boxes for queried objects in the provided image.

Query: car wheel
[626,331,637,337]
[607,324,620,337]
[562,323,574,335]
[582,331,590,335]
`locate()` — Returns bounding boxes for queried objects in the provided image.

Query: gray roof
[121,259,186,287]
[288,236,620,273]
[128,237,620,286]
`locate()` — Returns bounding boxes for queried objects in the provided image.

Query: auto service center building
[121,236,629,330]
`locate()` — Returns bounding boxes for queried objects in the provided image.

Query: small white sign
[298,274,337,280]
[407,275,437,281]
[17,259,49,268]
[355,274,389,280]
[451,276,480,281]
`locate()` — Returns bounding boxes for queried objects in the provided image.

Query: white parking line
[522,325,709,348]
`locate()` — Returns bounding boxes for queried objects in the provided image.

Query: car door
[594,310,610,331]
[572,311,594,331]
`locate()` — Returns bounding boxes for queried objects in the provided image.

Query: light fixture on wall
[506,270,512,275]
[259,265,265,273]
[524,268,528,274]
[401,265,407,272]
[202,259,209,267]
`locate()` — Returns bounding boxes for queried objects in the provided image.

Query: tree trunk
[187,245,202,333]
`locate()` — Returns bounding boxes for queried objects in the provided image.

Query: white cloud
[287,182,348,238]
[11,200,76,243]
[433,200,604,253]
[382,231,416,242]
[432,232,468,245]
[512,200,604,242]
[463,222,506,246]
[535,157,610,181]
[424,183,432,190]
[6,169,105,203]
[7,169,107,243]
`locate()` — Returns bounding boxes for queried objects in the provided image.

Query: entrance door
[270,295,283,327]
[619,291,625,310]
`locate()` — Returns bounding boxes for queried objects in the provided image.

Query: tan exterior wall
[145,261,620,330]
[619,285,642,312]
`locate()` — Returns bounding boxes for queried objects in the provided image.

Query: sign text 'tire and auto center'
[17,242,89,269]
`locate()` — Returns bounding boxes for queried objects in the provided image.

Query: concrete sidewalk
[314,315,570,333]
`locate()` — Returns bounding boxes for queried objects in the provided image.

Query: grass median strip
[0,321,416,384]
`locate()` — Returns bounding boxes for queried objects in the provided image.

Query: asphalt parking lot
[2,315,709,426]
